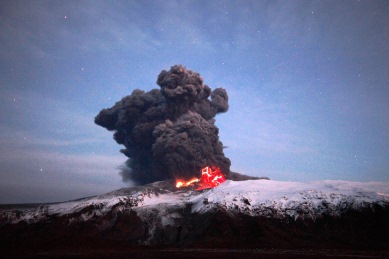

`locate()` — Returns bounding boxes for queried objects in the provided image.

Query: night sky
[1,1,388,203]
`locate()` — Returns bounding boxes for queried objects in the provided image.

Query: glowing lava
[176,166,226,190]
[176,178,199,188]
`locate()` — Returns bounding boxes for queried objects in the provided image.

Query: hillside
[1,180,389,257]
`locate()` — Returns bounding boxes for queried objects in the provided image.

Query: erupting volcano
[95,65,231,186]
[176,166,226,190]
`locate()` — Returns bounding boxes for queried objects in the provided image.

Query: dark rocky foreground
[1,205,388,258]
[1,180,389,258]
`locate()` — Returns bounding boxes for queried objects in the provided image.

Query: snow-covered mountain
[1,180,389,251]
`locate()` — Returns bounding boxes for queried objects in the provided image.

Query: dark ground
[1,211,389,258]
[1,248,389,258]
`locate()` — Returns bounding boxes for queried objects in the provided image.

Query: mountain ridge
[1,179,389,255]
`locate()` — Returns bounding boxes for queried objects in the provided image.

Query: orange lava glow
[175,166,226,190]
[176,178,199,188]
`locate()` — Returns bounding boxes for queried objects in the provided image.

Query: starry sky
[1,1,388,204]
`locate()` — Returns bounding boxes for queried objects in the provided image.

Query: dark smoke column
[95,65,231,184]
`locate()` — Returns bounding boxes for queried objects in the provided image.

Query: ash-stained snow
[1,180,389,224]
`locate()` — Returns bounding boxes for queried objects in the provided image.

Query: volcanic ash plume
[95,65,231,185]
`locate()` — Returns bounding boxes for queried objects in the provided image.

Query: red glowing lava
[176,166,226,190]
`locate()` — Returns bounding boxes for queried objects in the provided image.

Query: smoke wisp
[95,65,230,184]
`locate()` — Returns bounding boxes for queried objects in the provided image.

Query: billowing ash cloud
[95,65,230,184]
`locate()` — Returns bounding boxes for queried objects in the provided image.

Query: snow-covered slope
[1,179,389,250]
[192,180,389,219]
[2,180,388,224]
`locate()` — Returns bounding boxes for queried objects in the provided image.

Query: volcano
[1,180,389,257]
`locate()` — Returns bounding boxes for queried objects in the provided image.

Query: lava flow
[176,166,226,190]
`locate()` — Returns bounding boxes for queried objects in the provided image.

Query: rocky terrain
[1,179,389,257]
